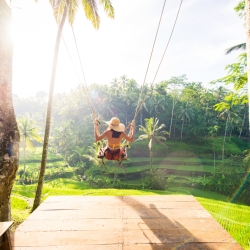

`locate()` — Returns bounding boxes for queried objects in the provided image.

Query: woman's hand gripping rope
[94,118,108,145]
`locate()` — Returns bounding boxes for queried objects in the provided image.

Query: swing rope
[101,158,123,174]
[124,0,184,132]
[134,0,167,118]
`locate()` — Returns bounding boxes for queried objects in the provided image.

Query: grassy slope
[129,136,245,157]
[11,197,29,233]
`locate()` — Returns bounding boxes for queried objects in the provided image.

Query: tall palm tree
[33,0,115,211]
[214,99,241,171]
[110,78,120,91]
[137,118,168,173]
[149,93,166,117]
[178,104,195,140]
[239,103,247,139]
[17,115,42,183]
[132,97,149,126]
[165,75,186,138]
[168,89,180,138]
[119,75,128,88]
[120,87,136,125]
[0,0,20,222]
[208,125,220,175]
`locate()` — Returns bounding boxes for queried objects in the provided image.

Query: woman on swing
[94,117,135,161]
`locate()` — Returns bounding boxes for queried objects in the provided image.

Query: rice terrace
[0,0,250,249]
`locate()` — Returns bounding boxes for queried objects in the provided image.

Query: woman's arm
[95,125,108,141]
[122,126,135,142]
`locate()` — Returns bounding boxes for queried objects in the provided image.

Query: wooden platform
[12,195,243,249]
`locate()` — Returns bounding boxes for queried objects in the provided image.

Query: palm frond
[156,139,168,149]
[68,0,80,25]
[99,0,114,18]
[225,43,246,55]
[26,138,36,151]
[136,134,149,141]
[51,0,66,25]
[82,0,100,29]
[154,135,166,141]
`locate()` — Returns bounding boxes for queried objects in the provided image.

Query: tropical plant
[178,104,195,140]
[166,75,186,138]
[149,93,166,116]
[33,0,115,211]
[243,149,250,178]
[17,115,42,183]
[208,125,220,175]
[137,118,168,173]
[225,1,246,55]
[214,97,241,171]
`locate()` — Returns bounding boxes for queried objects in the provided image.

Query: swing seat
[98,146,127,161]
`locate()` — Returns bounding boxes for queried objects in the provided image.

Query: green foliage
[211,53,248,98]
[234,0,245,19]
[11,196,28,210]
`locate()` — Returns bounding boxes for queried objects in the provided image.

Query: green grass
[128,156,222,164]
[101,163,215,174]
[129,137,246,159]
[198,197,250,250]
[11,196,30,233]
[12,189,36,198]
[19,147,63,162]
[11,196,29,210]
[18,160,66,170]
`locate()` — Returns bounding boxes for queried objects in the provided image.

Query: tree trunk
[174,119,176,137]
[0,0,20,222]
[149,149,153,186]
[222,116,229,173]
[169,98,175,138]
[126,110,127,126]
[181,119,184,140]
[239,105,246,139]
[33,1,69,211]
[229,125,233,142]
[112,169,117,188]
[140,107,143,126]
[150,149,153,172]
[213,138,215,176]
[246,0,250,126]
[21,138,26,183]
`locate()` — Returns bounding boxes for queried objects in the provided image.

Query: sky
[11,0,246,98]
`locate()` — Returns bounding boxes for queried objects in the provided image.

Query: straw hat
[105,117,125,132]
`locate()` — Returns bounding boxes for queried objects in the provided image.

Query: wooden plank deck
[12,195,243,250]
